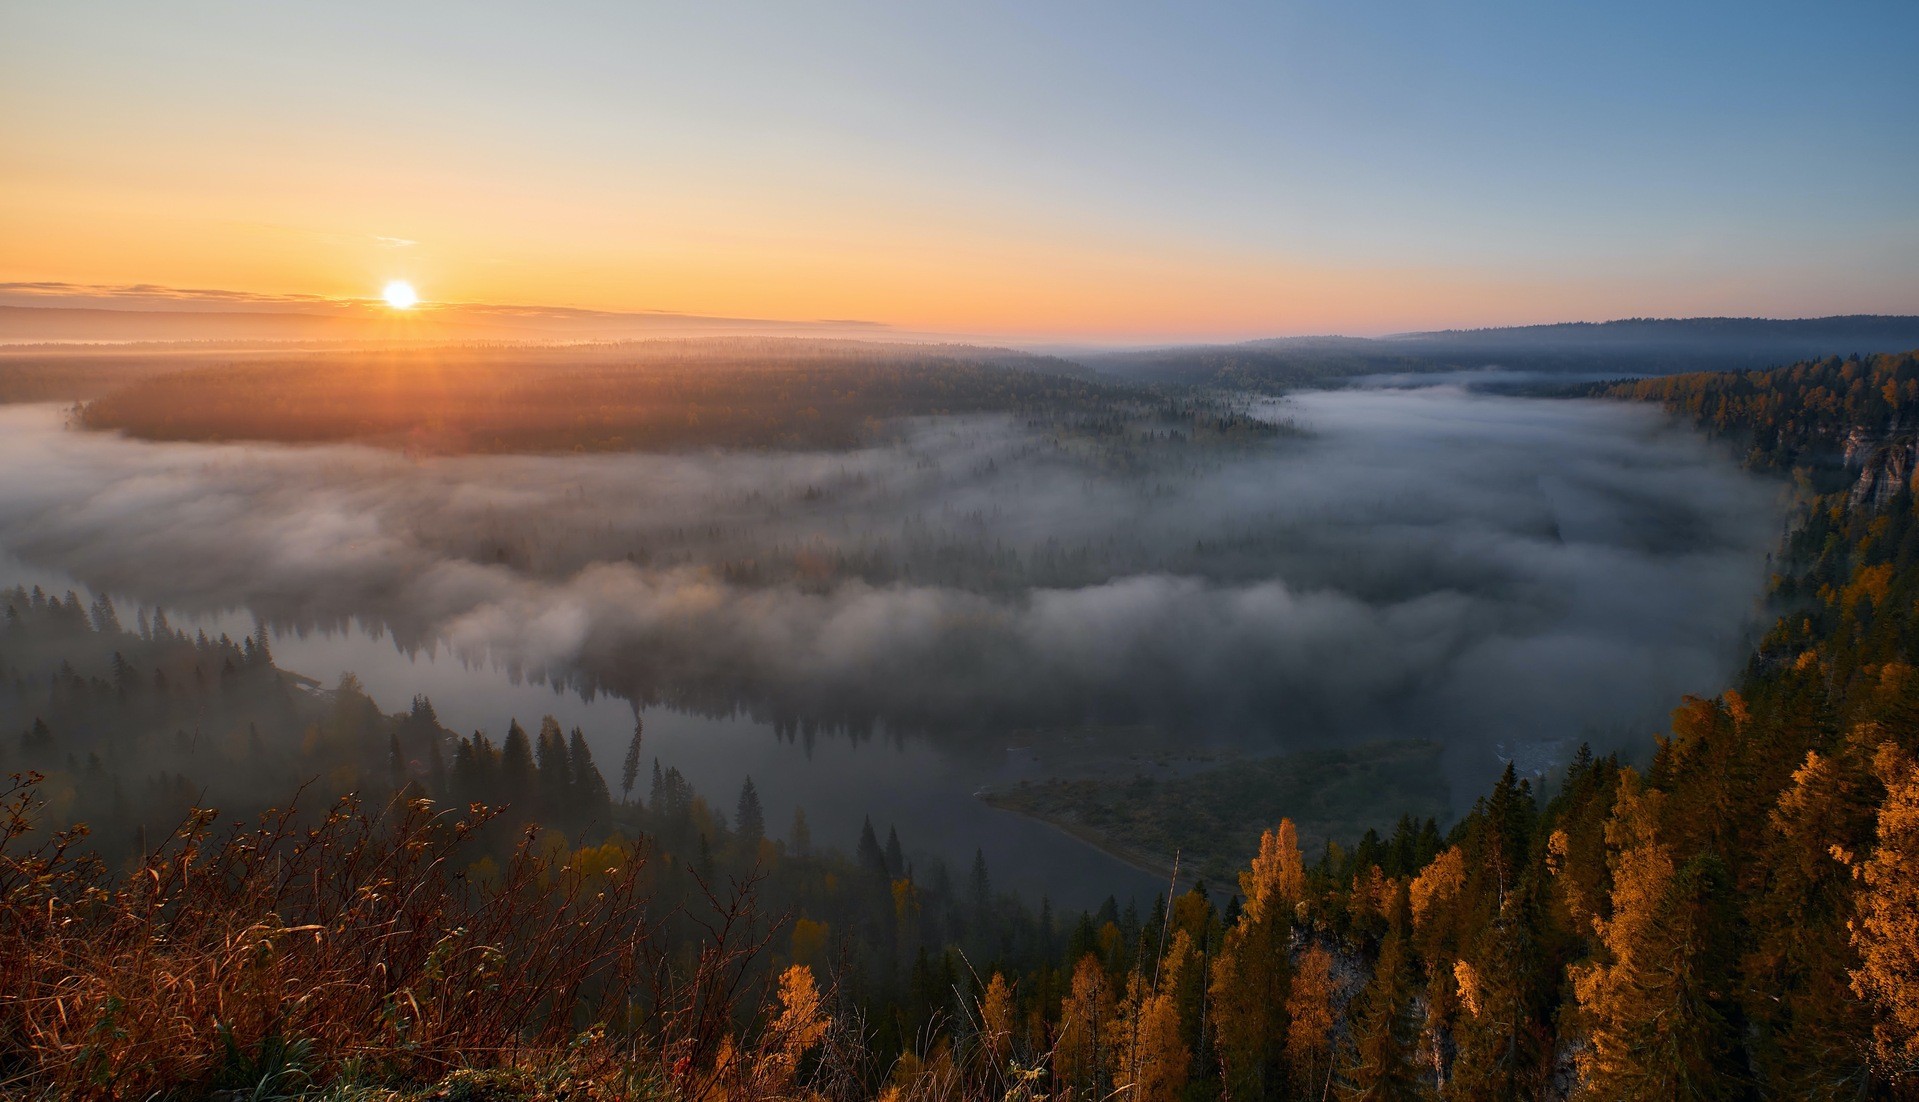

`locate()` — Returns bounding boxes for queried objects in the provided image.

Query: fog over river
[0,380,1786,903]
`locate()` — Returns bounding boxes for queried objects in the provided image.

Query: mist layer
[0,384,1784,786]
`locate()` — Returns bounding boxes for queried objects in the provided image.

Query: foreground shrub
[0,773,660,1098]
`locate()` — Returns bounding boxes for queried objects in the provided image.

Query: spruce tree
[501,721,537,807]
[885,825,905,878]
[736,776,765,846]
[621,716,644,805]
[568,727,613,816]
[969,848,992,917]
[1339,883,1428,1100]
[791,806,811,857]
[535,717,571,816]
[857,817,890,882]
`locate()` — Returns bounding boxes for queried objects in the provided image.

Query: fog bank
[0,384,1785,789]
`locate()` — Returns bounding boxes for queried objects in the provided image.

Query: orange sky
[4,5,1913,342]
[1,155,1620,340]
[0,173,1828,343]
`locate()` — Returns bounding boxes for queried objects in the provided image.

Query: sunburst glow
[381,280,418,310]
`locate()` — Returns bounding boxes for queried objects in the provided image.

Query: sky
[3,1,1916,340]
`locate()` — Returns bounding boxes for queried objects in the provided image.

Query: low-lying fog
[0,380,1784,843]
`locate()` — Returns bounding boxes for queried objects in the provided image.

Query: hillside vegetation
[71,339,1276,454]
[7,351,1919,1098]
[1089,316,1919,391]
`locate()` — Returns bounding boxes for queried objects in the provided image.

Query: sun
[381,280,419,309]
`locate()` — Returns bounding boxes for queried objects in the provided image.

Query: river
[0,379,1784,909]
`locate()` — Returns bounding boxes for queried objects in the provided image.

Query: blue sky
[4,1,1914,336]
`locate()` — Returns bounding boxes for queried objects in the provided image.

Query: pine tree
[450,737,479,806]
[736,776,765,846]
[1851,744,1919,1081]
[777,807,805,857]
[621,715,644,805]
[88,594,120,634]
[1448,887,1551,1100]
[969,848,992,916]
[1338,882,1428,1100]
[402,696,445,794]
[501,720,536,808]
[1570,770,1737,1101]
[568,727,613,816]
[857,817,889,882]
[1742,739,1877,1097]
[250,628,273,669]
[535,717,571,816]
[885,825,905,878]
[1211,821,1304,1101]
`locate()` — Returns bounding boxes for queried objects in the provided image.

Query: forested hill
[974,347,1919,1101]
[1052,348,1919,1100]
[1602,347,1919,471]
[1403,315,1919,364]
[11,352,1919,1099]
[1081,315,1919,391]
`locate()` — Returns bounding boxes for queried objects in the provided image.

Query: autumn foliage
[11,349,1919,1099]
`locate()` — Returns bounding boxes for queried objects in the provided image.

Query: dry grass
[0,770,1066,1102]
[0,771,763,1099]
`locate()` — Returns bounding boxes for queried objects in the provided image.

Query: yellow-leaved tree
[1111,930,1195,1102]
[718,963,830,1098]
[1852,744,1919,1080]
[1212,820,1306,1100]
[1056,953,1116,1097]
[1570,769,1736,1100]
[1285,943,1341,1101]
[980,971,1017,1068]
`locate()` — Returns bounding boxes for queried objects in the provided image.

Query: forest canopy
[68,339,1274,454]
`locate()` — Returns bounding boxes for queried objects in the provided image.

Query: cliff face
[1845,426,1919,509]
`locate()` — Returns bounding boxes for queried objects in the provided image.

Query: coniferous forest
[12,0,1918,1096]
[3,350,1919,1098]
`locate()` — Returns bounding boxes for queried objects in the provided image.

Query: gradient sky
[4,1,1916,339]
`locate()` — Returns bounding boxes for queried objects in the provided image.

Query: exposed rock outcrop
[1846,426,1919,509]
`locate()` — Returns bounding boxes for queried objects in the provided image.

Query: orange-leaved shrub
[0,771,671,1098]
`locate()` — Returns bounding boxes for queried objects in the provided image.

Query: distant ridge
[1396,313,1919,337]
[0,300,890,345]
[1082,315,1919,389]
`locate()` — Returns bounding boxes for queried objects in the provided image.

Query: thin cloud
[0,281,890,334]
[0,281,342,311]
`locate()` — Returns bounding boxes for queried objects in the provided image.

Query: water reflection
[0,379,1785,909]
[0,556,1161,910]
